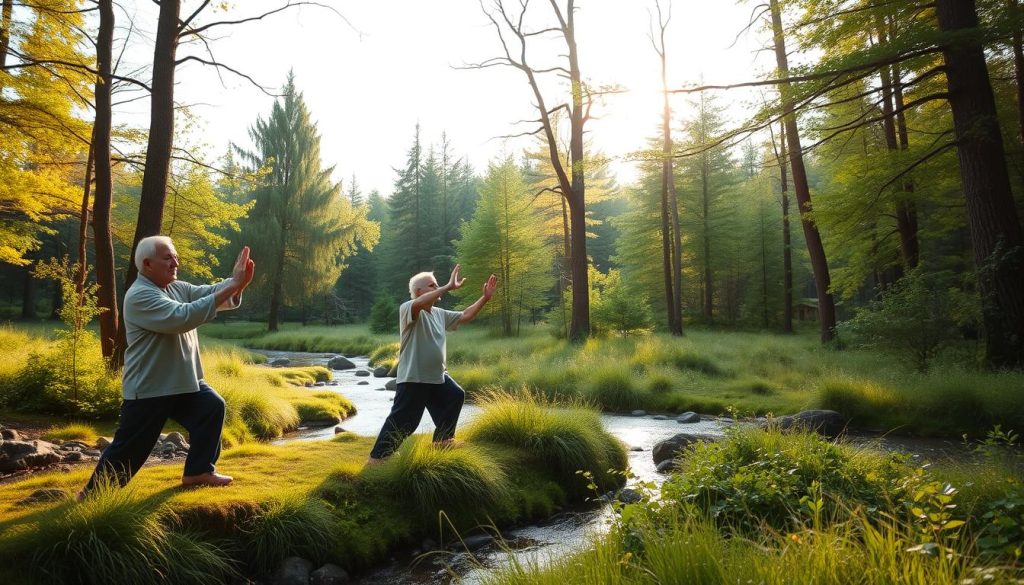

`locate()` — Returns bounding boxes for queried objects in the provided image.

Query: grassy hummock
[0,394,627,585]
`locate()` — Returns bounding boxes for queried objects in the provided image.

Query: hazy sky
[118,1,771,196]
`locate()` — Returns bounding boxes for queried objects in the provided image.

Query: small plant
[368,293,399,334]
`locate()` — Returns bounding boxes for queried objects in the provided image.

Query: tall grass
[363,437,511,525]
[462,389,627,497]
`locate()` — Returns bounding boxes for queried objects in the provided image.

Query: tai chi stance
[367,265,497,463]
[79,236,254,498]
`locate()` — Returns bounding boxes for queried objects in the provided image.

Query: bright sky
[117,1,771,196]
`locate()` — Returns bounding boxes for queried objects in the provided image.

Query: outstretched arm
[411,264,465,320]
[459,274,497,324]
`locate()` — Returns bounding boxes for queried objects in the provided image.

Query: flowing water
[254,349,972,584]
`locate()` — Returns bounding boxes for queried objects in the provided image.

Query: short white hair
[409,271,434,299]
[135,235,174,271]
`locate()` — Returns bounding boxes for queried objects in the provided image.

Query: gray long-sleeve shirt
[121,274,240,400]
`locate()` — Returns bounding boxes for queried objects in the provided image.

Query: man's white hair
[409,271,435,299]
[135,235,174,271]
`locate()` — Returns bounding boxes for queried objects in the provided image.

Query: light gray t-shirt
[396,300,463,384]
[121,274,240,400]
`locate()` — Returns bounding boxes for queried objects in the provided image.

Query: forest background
[2,0,1024,374]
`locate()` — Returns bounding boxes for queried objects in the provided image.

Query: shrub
[662,427,913,534]
[239,495,334,576]
[367,342,399,368]
[669,349,725,377]
[591,270,654,336]
[41,422,98,443]
[840,269,961,372]
[368,294,399,334]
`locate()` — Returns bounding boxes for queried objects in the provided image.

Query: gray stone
[652,415,669,420]
[631,409,647,416]
[652,433,717,465]
[315,381,327,387]
[656,459,678,473]
[269,358,291,367]
[304,418,341,427]
[62,451,83,462]
[164,432,189,450]
[1,428,21,440]
[271,556,314,585]
[0,440,62,472]
[385,379,397,391]
[355,370,370,377]
[676,411,701,424]
[774,410,847,438]
[334,426,347,434]
[82,448,101,457]
[357,381,370,385]
[328,356,356,370]
[327,380,339,386]
[304,382,314,387]
[373,366,389,378]
[310,563,350,585]
[616,488,644,504]
[20,488,69,505]
[629,445,644,452]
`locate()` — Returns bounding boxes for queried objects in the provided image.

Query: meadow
[202,321,1024,438]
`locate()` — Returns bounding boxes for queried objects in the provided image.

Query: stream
[254,350,972,584]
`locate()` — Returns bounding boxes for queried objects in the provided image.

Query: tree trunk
[779,123,794,334]
[892,60,920,269]
[770,0,837,342]
[565,2,589,342]
[115,0,180,368]
[93,0,119,363]
[21,265,36,320]
[701,151,713,323]
[655,4,682,335]
[77,136,94,299]
[0,0,12,73]
[936,0,1024,368]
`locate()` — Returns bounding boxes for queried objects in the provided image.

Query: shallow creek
[254,350,968,584]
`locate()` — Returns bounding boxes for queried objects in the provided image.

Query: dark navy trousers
[369,375,465,459]
[84,381,226,493]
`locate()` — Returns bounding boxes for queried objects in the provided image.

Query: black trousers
[84,381,226,493]
[369,374,465,459]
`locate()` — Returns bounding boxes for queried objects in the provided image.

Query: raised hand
[233,246,255,290]
[482,274,497,300]
[447,264,466,290]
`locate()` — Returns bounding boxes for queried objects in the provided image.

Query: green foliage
[239,496,334,575]
[454,157,554,335]
[591,270,654,336]
[237,72,379,325]
[368,293,399,334]
[367,342,399,368]
[662,428,912,533]
[840,270,963,372]
[584,366,644,412]
[41,422,98,443]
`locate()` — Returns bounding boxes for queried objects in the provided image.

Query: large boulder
[373,366,389,378]
[385,379,397,391]
[773,410,847,438]
[270,556,314,585]
[164,432,189,450]
[328,356,356,371]
[0,440,63,472]
[310,563,350,585]
[652,433,717,466]
[1,428,21,440]
[355,370,370,377]
[269,358,291,367]
[676,411,701,424]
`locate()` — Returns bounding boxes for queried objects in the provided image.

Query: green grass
[0,394,625,585]
[40,422,100,443]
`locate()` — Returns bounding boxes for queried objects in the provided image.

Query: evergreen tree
[237,73,379,331]
[454,158,553,335]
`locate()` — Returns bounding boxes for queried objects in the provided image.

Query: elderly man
[79,236,254,498]
[367,264,497,463]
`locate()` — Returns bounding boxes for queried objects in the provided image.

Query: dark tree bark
[21,265,36,320]
[701,150,713,323]
[779,123,794,334]
[653,0,682,335]
[114,0,180,367]
[770,0,837,342]
[936,0,1024,368]
[93,0,118,363]
[77,136,94,299]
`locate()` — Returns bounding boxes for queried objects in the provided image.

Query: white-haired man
[79,236,254,498]
[367,264,497,463]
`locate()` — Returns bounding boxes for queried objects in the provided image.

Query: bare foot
[181,472,233,487]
